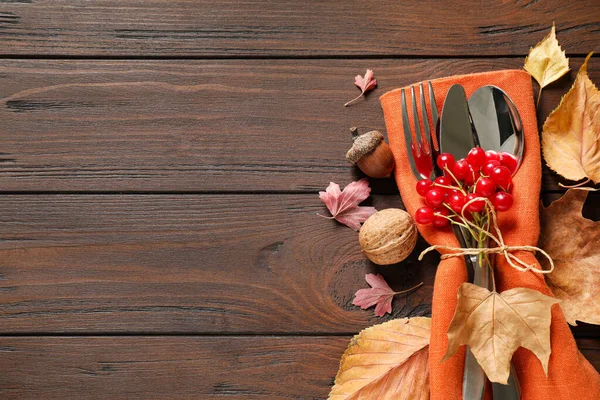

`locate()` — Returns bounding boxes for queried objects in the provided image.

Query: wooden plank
[0,58,596,193]
[0,193,596,334]
[0,194,436,333]
[0,336,347,399]
[0,336,596,399]
[0,1,598,57]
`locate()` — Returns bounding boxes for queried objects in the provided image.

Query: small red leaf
[318,178,376,231]
[353,274,397,317]
[344,69,377,107]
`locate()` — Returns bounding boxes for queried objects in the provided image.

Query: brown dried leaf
[329,317,430,400]
[539,189,600,326]
[444,283,558,384]
[524,24,570,89]
[542,52,600,185]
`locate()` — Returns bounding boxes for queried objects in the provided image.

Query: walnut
[359,208,417,265]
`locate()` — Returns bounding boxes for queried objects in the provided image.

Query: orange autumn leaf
[539,189,600,326]
[524,24,570,89]
[329,317,430,400]
[542,52,600,185]
[444,283,558,384]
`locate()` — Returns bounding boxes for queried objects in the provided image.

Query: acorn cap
[346,128,384,164]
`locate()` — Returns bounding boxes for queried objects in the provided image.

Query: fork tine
[410,85,422,155]
[401,88,421,179]
[419,82,432,154]
[428,81,440,150]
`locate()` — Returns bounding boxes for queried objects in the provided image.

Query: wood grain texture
[0,1,598,57]
[0,193,595,334]
[0,336,596,400]
[0,194,436,333]
[0,336,347,399]
[0,58,597,193]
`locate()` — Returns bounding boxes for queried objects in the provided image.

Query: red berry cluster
[415,147,516,227]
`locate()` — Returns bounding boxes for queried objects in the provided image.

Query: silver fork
[403,83,491,399]
[401,82,439,181]
[401,82,475,278]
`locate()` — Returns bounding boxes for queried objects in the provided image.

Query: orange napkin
[380,70,600,400]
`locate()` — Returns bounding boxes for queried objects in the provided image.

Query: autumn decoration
[346,127,395,178]
[321,23,599,400]
[524,23,570,105]
[353,274,423,317]
[539,189,600,326]
[359,208,417,265]
[318,178,376,231]
[329,318,431,399]
[344,69,377,107]
[542,52,600,189]
[444,283,558,384]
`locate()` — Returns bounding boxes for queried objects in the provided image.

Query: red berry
[416,179,433,197]
[433,208,450,227]
[434,176,452,188]
[490,166,512,189]
[499,152,519,174]
[465,193,485,213]
[475,177,496,197]
[482,160,501,176]
[467,147,486,170]
[453,159,470,180]
[437,153,455,172]
[463,165,477,186]
[485,150,500,163]
[415,207,435,224]
[425,188,445,208]
[492,192,513,211]
[434,176,453,196]
[449,192,466,213]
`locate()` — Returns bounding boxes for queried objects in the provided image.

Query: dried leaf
[524,24,570,89]
[444,283,559,384]
[352,273,397,317]
[344,69,377,107]
[542,52,600,185]
[329,317,431,400]
[539,189,600,326]
[318,178,376,231]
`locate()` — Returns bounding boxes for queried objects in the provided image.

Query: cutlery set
[401,82,523,400]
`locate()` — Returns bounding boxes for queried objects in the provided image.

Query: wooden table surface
[0,1,598,399]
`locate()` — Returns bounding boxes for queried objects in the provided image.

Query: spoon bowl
[469,85,524,175]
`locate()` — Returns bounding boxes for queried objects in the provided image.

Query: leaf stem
[394,281,424,296]
[559,178,591,189]
[344,93,364,107]
[536,85,543,108]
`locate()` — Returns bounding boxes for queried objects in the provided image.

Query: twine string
[418,197,554,274]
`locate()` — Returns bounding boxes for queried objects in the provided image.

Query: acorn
[346,127,395,178]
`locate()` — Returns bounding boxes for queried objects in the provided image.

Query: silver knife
[440,84,489,400]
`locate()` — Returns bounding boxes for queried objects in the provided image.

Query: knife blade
[439,84,479,158]
[439,84,487,400]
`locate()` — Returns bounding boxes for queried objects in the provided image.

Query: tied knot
[418,197,554,275]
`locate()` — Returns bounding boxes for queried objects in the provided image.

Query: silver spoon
[468,85,524,400]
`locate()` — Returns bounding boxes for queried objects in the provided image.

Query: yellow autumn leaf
[329,317,430,400]
[444,283,559,384]
[539,189,600,326]
[524,24,570,89]
[542,52,600,185]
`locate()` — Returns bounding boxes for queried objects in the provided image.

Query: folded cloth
[380,70,600,400]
